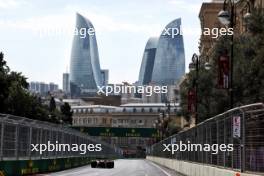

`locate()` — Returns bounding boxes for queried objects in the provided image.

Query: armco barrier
[147,156,262,176]
[0,157,91,175]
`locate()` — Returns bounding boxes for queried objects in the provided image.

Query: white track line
[147,160,172,176]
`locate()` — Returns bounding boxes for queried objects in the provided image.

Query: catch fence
[148,103,264,173]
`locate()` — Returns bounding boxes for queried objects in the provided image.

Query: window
[84,119,88,124]
[130,138,136,145]
[83,38,89,49]
[112,138,117,144]
[133,108,136,113]
[141,108,145,112]
[93,118,97,124]
[73,119,78,124]
[139,139,145,145]
[102,118,107,124]
[131,120,136,124]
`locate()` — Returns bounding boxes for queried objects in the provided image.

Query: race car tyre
[91,161,97,168]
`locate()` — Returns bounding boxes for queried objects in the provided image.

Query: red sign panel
[218,54,230,89]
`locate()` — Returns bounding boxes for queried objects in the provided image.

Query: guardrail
[148,103,264,173]
[0,113,123,161]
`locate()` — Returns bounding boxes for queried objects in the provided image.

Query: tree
[60,102,73,124]
[49,96,56,112]
[0,52,56,123]
[0,52,10,112]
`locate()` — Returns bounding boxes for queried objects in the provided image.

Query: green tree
[49,96,56,112]
[0,52,57,123]
[60,102,73,124]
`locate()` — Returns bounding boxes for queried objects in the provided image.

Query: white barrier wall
[146,156,262,176]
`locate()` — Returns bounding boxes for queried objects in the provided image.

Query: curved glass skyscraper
[151,18,185,85]
[70,13,103,97]
[138,37,158,85]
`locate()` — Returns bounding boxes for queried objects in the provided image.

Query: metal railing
[0,114,123,161]
[148,103,264,173]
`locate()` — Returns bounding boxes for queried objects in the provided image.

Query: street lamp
[188,53,211,124]
[243,1,252,25]
[154,118,161,141]
[204,61,212,70]
[218,0,236,109]
[218,10,231,25]
[189,53,199,123]
[217,0,251,109]
[218,1,251,172]
[154,101,172,141]
[243,12,251,21]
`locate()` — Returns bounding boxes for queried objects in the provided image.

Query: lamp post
[154,101,172,142]
[189,53,211,124]
[218,1,251,172]
[154,118,161,142]
[189,54,199,123]
[218,0,251,109]
[218,0,235,109]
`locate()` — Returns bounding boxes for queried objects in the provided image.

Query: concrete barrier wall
[146,156,261,176]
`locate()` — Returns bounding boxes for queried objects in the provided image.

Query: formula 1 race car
[91,159,114,168]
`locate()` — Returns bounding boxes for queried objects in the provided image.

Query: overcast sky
[0,0,211,88]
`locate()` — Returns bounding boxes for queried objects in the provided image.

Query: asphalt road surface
[42,159,183,176]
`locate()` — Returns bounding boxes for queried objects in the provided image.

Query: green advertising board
[73,127,158,138]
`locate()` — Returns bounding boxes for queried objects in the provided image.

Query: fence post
[15,124,19,160]
[224,118,226,167]
[40,128,43,160]
[0,123,4,161]
[241,110,246,172]
[29,127,32,160]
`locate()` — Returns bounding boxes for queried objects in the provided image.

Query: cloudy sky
[0,0,211,88]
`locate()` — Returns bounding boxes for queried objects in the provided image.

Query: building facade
[199,0,264,61]
[151,18,185,85]
[199,1,224,60]
[70,13,103,97]
[72,103,186,155]
[29,81,59,95]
